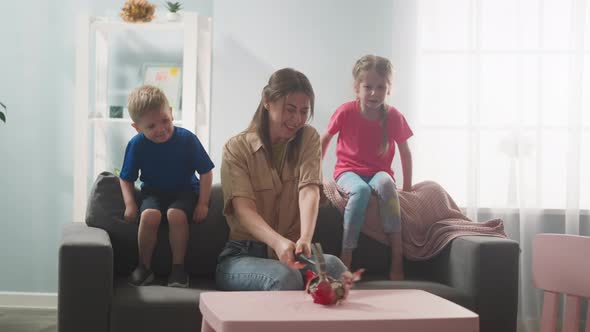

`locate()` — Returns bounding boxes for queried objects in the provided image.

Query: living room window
[412,0,589,211]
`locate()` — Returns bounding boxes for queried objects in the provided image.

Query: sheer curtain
[398,0,589,330]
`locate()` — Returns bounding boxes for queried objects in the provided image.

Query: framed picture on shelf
[142,64,183,114]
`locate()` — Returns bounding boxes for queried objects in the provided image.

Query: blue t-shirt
[120,127,214,192]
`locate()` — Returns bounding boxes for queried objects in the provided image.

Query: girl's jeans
[336,171,401,250]
[215,240,348,291]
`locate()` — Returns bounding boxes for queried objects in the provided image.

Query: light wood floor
[0,308,56,332]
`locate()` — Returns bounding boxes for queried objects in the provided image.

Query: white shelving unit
[73,13,212,222]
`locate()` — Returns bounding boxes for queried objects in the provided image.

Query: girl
[321,55,413,281]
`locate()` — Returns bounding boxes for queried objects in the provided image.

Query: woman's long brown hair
[248,68,315,163]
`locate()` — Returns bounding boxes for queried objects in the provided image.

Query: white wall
[210,0,414,180]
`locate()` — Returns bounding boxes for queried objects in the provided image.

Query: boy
[119,85,214,287]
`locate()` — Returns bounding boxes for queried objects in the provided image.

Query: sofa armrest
[58,223,113,332]
[442,236,520,332]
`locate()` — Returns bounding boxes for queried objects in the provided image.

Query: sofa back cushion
[85,172,139,276]
[315,202,390,276]
[316,202,448,279]
[85,172,396,279]
[85,172,228,278]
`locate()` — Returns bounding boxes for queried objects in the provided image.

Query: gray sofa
[58,173,519,332]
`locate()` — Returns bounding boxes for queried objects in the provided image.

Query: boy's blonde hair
[352,55,394,155]
[127,85,169,123]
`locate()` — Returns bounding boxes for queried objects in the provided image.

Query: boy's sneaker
[167,264,189,288]
[128,264,154,286]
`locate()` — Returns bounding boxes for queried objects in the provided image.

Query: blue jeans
[336,171,402,250]
[215,240,348,291]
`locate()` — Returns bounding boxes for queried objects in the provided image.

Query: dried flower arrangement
[120,0,156,23]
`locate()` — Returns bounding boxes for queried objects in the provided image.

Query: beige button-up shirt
[220,125,323,253]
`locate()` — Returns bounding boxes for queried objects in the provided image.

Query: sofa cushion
[316,201,458,281]
[354,278,475,310]
[85,172,229,277]
[315,202,392,275]
[85,172,140,276]
[110,277,216,332]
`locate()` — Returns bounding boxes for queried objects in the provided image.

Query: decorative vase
[166,12,180,22]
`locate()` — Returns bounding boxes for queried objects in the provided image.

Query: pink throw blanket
[322,179,506,260]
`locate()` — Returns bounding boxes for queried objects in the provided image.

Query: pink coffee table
[199,289,478,332]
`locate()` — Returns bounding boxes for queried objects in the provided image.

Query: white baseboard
[0,292,57,309]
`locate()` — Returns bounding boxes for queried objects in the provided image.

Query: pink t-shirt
[327,100,413,180]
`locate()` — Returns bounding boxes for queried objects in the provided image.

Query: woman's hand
[295,238,312,258]
[273,238,305,270]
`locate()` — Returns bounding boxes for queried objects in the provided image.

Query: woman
[216,68,347,291]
